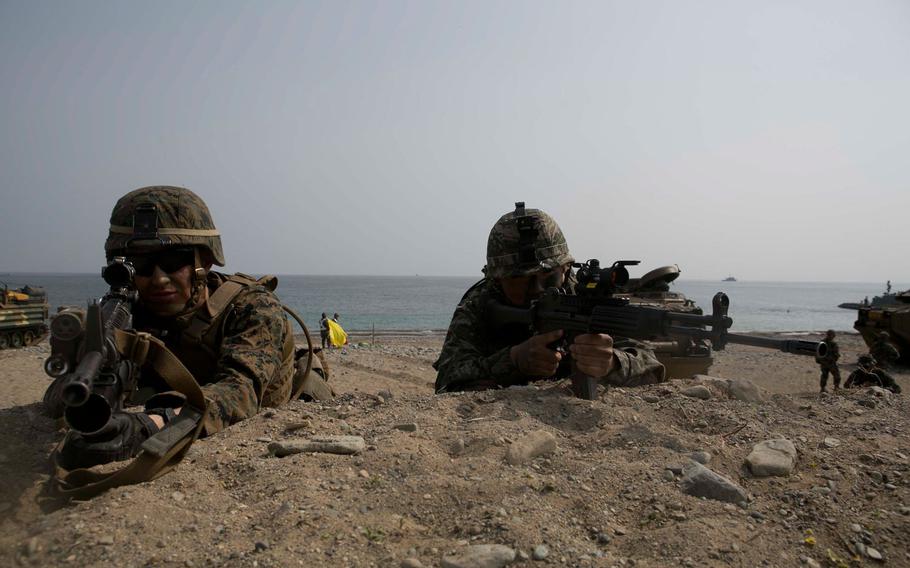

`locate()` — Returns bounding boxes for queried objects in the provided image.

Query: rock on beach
[441,544,516,568]
[679,461,748,504]
[745,439,797,477]
[268,435,366,456]
[505,430,557,465]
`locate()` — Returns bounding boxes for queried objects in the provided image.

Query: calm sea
[2,273,902,333]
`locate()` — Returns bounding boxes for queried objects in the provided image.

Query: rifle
[487,259,827,400]
[44,258,139,433]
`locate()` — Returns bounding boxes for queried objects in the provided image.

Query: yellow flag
[327,319,347,347]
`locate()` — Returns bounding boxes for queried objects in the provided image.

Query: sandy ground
[0,331,908,568]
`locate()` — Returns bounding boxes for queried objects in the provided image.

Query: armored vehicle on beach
[842,288,910,365]
[618,264,713,379]
[0,283,49,349]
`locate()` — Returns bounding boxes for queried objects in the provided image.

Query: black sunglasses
[128,248,196,277]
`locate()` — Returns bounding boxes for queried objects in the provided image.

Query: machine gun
[488,259,827,400]
[44,258,139,433]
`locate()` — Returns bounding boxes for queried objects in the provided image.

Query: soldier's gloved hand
[57,412,160,470]
[570,333,617,378]
[510,329,564,377]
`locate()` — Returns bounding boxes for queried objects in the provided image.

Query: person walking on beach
[433,202,665,394]
[319,312,330,350]
[816,329,841,393]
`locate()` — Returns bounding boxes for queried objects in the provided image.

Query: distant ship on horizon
[722,276,737,282]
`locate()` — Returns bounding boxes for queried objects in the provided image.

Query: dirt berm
[0,332,907,567]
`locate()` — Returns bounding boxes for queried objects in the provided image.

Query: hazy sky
[1,1,908,281]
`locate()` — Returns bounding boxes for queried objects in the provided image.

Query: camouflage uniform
[816,331,841,392]
[44,186,309,470]
[433,276,666,392]
[870,333,900,369]
[434,202,665,393]
[129,271,294,434]
[845,355,902,394]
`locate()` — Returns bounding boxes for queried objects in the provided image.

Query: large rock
[441,544,516,568]
[268,435,366,456]
[745,439,797,477]
[505,430,557,465]
[680,462,748,503]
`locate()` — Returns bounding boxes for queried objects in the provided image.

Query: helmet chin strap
[190,248,208,306]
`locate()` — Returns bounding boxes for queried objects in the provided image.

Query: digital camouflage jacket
[132,271,294,434]
[43,272,295,435]
[816,339,840,368]
[433,277,666,393]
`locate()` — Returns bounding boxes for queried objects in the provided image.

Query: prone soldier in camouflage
[816,329,841,393]
[43,186,326,469]
[845,354,902,394]
[870,331,900,370]
[433,203,665,393]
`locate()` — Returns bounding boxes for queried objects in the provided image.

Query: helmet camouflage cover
[105,186,225,266]
[484,202,574,279]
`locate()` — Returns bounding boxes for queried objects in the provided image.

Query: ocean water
[2,273,903,333]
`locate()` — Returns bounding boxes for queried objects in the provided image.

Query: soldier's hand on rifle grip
[510,329,564,377]
[570,333,616,378]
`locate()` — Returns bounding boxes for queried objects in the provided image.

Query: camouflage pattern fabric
[105,185,225,266]
[845,367,902,394]
[484,205,574,279]
[816,338,841,390]
[132,271,294,435]
[433,276,666,393]
[870,338,900,369]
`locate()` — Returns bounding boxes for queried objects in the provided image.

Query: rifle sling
[51,330,207,500]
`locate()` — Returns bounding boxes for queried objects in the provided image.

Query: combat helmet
[484,202,574,278]
[858,354,876,368]
[105,186,224,266]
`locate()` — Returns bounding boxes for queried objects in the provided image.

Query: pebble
[269,435,366,456]
[394,423,419,433]
[254,541,268,552]
[850,523,862,533]
[690,451,712,465]
[450,439,465,455]
[505,430,557,465]
[822,437,840,448]
[662,469,676,481]
[866,547,883,560]
[532,545,549,560]
[98,535,114,546]
[172,491,185,502]
[681,385,712,400]
[884,483,897,490]
[441,544,516,568]
[642,394,660,403]
[671,512,687,521]
[401,558,425,568]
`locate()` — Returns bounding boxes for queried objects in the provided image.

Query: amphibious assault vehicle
[0,283,49,349]
[840,287,910,365]
[617,264,714,379]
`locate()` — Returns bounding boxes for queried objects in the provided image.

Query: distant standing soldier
[845,354,902,394]
[870,331,900,369]
[816,329,841,393]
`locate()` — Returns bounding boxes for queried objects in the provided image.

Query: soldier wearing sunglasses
[433,203,665,394]
[43,186,319,469]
